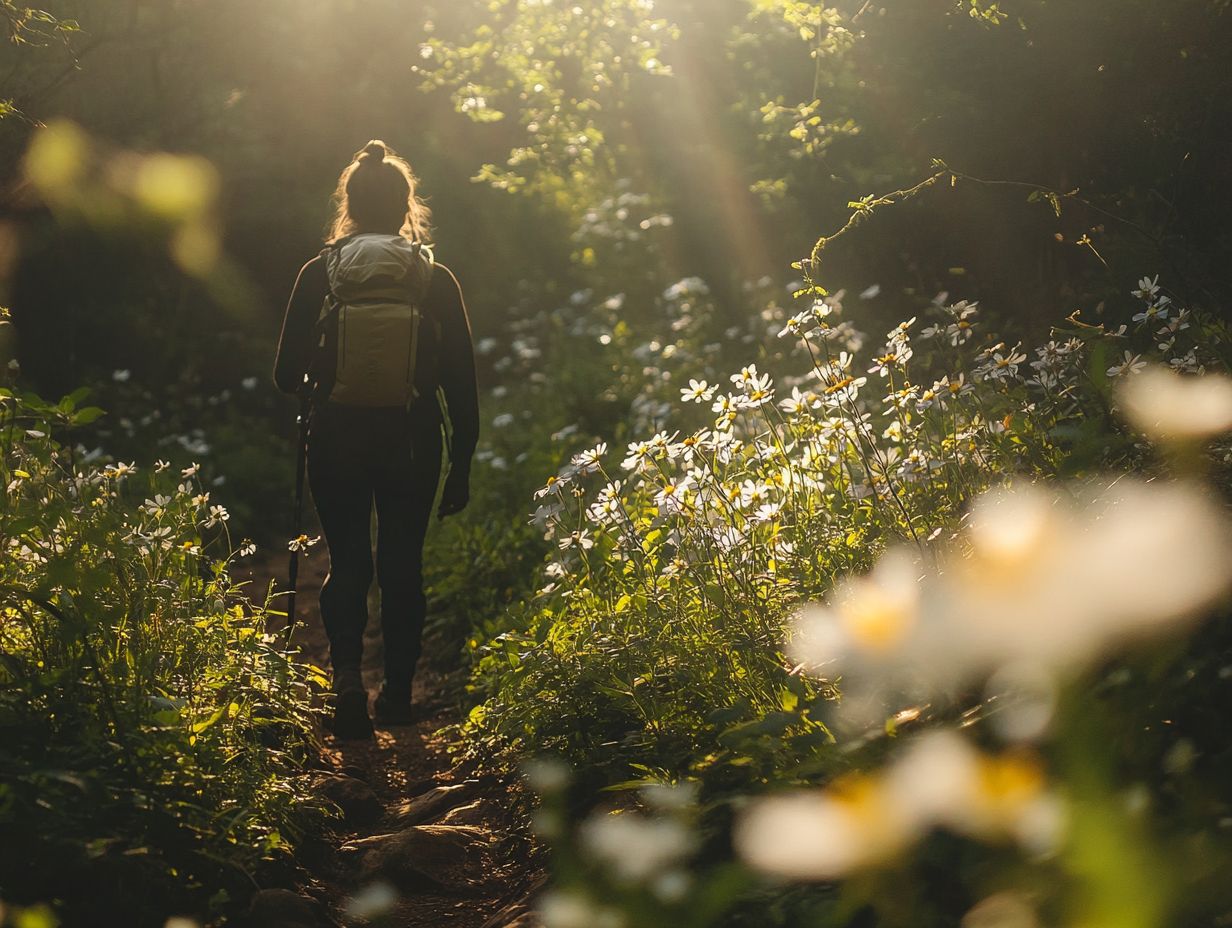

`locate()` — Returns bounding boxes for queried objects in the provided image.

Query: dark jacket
[272,245,479,471]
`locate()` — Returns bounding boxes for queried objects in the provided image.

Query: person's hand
[437,468,470,520]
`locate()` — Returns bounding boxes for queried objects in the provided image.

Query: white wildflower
[571,443,607,474]
[558,530,594,551]
[680,379,716,403]
[142,494,172,518]
[104,461,137,479]
[1132,275,1160,299]
[1106,351,1147,378]
[579,812,694,883]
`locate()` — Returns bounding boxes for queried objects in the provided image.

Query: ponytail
[327,139,432,244]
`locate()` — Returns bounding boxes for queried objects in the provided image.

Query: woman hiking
[273,140,479,740]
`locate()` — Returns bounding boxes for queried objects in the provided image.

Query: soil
[237,540,543,928]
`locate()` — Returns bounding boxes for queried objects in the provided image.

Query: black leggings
[306,401,443,696]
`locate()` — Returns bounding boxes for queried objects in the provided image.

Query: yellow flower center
[840,581,916,653]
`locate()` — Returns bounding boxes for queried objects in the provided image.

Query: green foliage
[74,371,297,543]
[0,3,78,126]
[958,0,1010,25]
[421,0,1232,320]
[450,228,1232,923]
[425,451,553,658]
[460,272,1229,780]
[0,387,331,924]
[1,2,77,47]
[523,605,1232,927]
[419,0,678,204]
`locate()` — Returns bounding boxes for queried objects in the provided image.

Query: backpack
[317,234,436,407]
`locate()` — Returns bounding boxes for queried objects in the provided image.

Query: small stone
[246,888,331,928]
[438,800,491,827]
[313,774,383,827]
[388,781,479,826]
[343,825,491,893]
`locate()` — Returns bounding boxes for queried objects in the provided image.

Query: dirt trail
[238,543,541,928]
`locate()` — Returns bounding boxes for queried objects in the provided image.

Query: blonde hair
[326,140,432,244]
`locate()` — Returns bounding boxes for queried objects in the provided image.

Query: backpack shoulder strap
[302,244,345,400]
[317,242,345,324]
[411,242,435,303]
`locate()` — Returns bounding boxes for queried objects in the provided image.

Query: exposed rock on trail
[343,824,492,893]
[244,889,337,928]
[390,782,481,828]
[313,774,384,828]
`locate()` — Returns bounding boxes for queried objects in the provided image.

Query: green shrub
[0,386,331,925]
[491,277,1232,927]
[461,277,1231,781]
[73,372,297,545]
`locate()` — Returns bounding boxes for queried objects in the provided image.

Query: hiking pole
[286,386,312,635]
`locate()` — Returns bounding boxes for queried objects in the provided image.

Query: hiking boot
[373,682,414,725]
[328,690,373,740]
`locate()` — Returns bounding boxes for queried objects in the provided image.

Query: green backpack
[318,233,436,407]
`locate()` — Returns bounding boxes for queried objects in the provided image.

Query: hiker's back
[322,233,435,408]
[274,139,477,739]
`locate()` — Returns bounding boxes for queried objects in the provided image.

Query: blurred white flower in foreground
[789,548,921,668]
[940,479,1232,673]
[579,811,695,883]
[640,781,698,812]
[342,882,398,921]
[539,891,625,928]
[733,776,906,880]
[736,732,1062,881]
[1118,365,1232,442]
[789,478,1232,697]
[522,757,571,794]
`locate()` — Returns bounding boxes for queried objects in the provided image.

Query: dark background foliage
[3,1,1229,404]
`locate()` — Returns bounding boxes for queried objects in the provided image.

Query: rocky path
[237,543,543,928]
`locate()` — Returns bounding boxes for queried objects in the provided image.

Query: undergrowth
[0,386,332,926]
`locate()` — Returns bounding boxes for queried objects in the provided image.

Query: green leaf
[717,711,797,746]
[70,406,106,426]
[191,705,227,733]
[600,778,661,792]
